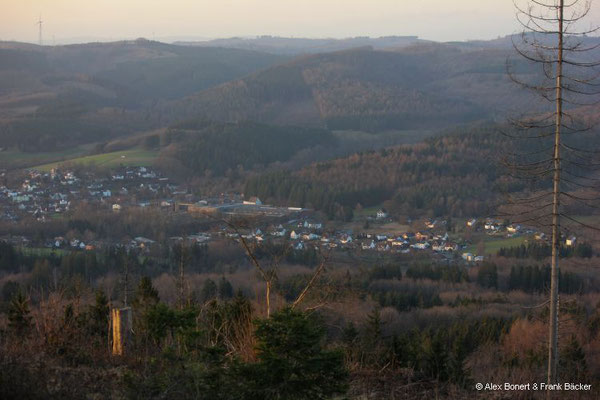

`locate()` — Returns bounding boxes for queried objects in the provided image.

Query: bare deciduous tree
[218,215,332,317]
[507,0,600,387]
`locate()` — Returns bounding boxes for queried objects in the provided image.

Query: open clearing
[32,149,158,172]
[465,235,531,255]
[0,145,93,170]
[339,220,411,236]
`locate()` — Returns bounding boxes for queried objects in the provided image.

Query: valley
[1,29,600,400]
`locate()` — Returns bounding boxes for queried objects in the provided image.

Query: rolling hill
[170,43,542,132]
[2,35,598,169]
[0,39,286,152]
[244,117,600,220]
[154,120,337,178]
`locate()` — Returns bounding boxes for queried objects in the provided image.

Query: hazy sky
[1,0,598,44]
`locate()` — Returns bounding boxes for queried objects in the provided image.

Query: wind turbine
[37,15,43,45]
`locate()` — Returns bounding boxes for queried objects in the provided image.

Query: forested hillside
[172,44,540,131]
[2,36,599,155]
[245,122,600,219]
[243,124,508,218]
[0,40,284,151]
[155,120,337,177]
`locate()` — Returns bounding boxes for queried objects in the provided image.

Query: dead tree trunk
[508,0,599,389]
[111,307,132,356]
[547,0,564,383]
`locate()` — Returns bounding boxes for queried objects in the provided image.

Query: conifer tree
[8,291,32,336]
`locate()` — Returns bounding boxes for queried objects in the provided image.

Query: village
[0,166,174,221]
[0,166,572,264]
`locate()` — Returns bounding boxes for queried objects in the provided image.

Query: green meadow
[0,146,92,170]
[32,149,158,172]
[465,235,530,255]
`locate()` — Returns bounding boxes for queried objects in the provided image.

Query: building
[376,208,389,219]
[243,196,262,205]
[507,224,521,234]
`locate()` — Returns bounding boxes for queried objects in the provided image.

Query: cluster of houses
[461,253,485,263]
[467,218,526,237]
[467,217,577,246]
[0,167,184,222]
[48,234,168,253]
[3,164,584,264]
[216,217,466,257]
[180,195,306,218]
[52,236,96,251]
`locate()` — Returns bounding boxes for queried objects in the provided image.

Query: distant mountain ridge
[175,35,425,55]
[1,35,598,155]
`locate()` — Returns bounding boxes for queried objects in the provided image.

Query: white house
[426,220,437,229]
[444,243,458,252]
[362,240,376,250]
[243,196,262,205]
[431,242,445,252]
[377,244,391,252]
[484,222,500,232]
[135,237,155,245]
[376,209,388,219]
[534,232,546,241]
[340,234,353,244]
[507,224,521,234]
[188,234,211,243]
[271,228,287,237]
[54,237,65,248]
[391,239,407,247]
[302,233,320,241]
[303,221,323,229]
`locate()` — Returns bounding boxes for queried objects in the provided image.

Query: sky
[1,0,598,44]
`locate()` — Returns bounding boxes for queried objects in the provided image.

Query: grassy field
[19,247,67,257]
[0,145,93,170]
[569,215,600,226]
[354,205,381,218]
[32,149,158,172]
[339,219,410,235]
[465,235,531,255]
